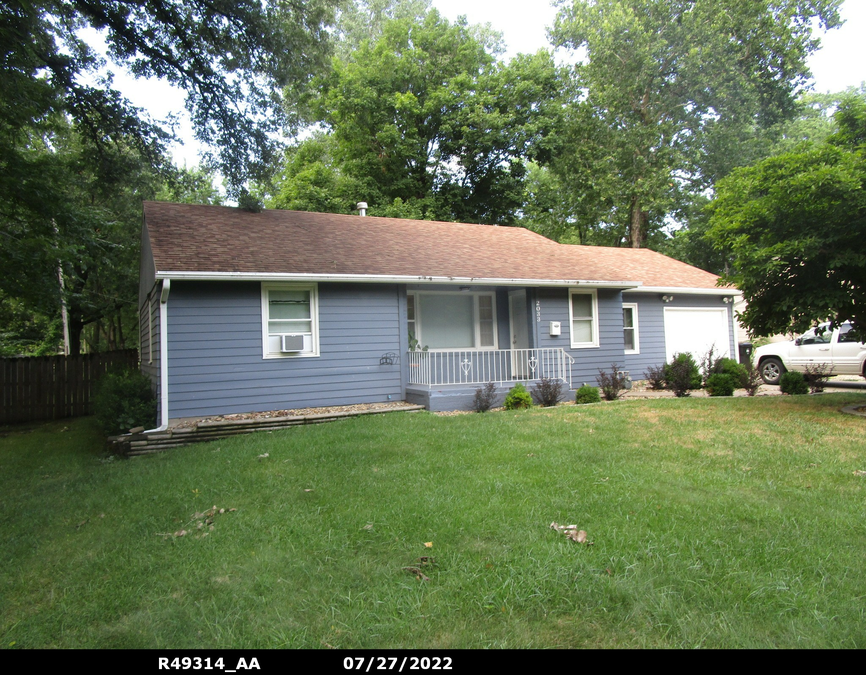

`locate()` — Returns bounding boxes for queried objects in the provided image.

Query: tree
[662,91,848,274]
[0,1,339,201]
[707,93,866,340]
[274,10,561,224]
[549,0,843,247]
[1,1,339,354]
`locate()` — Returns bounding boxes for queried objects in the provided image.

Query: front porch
[405,348,574,411]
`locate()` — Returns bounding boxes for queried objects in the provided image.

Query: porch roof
[143,202,728,291]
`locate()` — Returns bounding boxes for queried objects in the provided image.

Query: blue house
[139,202,738,426]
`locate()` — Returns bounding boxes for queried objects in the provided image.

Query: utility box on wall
[549,321,561,337]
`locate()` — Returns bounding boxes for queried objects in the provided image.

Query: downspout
[144,278,171,432]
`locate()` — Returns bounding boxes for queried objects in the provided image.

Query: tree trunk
[628,195,648,248]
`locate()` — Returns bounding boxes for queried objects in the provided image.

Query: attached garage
[664,307,732,363]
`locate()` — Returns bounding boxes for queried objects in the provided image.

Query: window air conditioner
[280,334,306,353]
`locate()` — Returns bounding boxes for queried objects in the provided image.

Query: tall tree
[0,0,339,201]
[273,10,562,224]
[549,0,843,247]
[707,92,866,340]
[0,1,339,354]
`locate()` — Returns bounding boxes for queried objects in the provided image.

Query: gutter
[155,271,644,290]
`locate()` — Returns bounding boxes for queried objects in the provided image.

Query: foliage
[548,0,842,247]
[596,363,629,401]
[472,382,497,413]
[803,363,835,394]
[706,356,748,389]
[92,369,157,435]
[0,1,339,203]
[662,91,848,274]
[0,291,62,356]
[277,10,562,224]
[643,365,667,391]
[741,360,765,397]
[708,91,866,340]
[531,377,564,407]
[575,384,601,404]
[503,382,532,410]
[664,352,702,397]
[779,371,809,396]
[705,373,736,397]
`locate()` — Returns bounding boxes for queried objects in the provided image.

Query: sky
[104,0,866,170]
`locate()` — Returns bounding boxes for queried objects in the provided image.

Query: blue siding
[165,281,403,419]
[622,293,736,378]
[534,288,626,386]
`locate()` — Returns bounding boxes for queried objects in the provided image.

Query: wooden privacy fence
[0,349,139,425]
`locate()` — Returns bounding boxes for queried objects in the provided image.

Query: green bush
[93,369,157,435]
[575,385,601,404]
[779,371,809,395]
[503,382,532,410]
[664,352,702,397]
[713,357,747,387]
[706,373,736,397]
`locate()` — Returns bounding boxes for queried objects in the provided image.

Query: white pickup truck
[754,322,866,385]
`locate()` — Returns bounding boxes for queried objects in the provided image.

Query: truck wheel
[760,357,785,385]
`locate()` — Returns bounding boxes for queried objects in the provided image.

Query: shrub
[531,377,563,407]
[472,382,497,412]
[714,358,748,386]
[803,363,835,394]
[779,371,809,395]
[706,373,736,397]
[644,364,666,390]
[699,344,722,386]
[93,369,157,435]
[575,384,601,404]
[741,360,763,397]
[664,352,702,398]
[503,383,532,410]
[596,363,629,401]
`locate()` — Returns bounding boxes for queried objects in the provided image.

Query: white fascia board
[628,286,741,296]
[155,271,643,289]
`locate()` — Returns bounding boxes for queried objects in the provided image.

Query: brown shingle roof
[143,201,725,290]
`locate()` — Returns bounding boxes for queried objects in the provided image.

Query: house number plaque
[535,300,541,322]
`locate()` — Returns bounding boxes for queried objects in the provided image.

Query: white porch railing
[406,348,574,388]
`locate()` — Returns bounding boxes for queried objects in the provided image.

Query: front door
[509,291,531,378]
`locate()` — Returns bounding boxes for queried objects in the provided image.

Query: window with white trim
[408,291,497,350]
[262,283,319,358]
[568,289,599,348]
[623,303,639,354]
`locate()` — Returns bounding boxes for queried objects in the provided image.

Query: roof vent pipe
[356,202,368,217]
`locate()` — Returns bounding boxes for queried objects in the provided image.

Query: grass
[1,393,865,649]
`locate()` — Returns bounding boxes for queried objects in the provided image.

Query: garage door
[664,308,731,363]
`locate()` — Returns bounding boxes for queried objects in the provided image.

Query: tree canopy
[548,0,843,248]
[270,9,562,224]
[708,93,866,339]
[0,0,336,354]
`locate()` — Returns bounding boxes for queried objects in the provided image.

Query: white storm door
[509,291,531,378]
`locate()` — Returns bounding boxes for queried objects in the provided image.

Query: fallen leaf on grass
[402,566,430,581]
[854,470,866,477]
[551,522,593,545]
[424,542,433,548]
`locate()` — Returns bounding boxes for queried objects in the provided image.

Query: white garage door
[664,308,731,363]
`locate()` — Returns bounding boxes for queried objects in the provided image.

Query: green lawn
[1,394,865,649]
